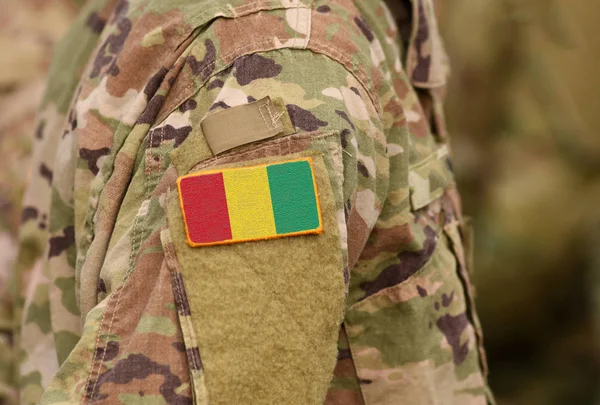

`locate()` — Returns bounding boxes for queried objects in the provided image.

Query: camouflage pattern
[5,0,492,404]
[0,1,78,404]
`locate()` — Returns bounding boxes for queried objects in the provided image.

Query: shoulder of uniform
[151,1,393,123]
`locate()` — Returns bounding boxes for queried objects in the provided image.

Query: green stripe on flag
[267,160,320,235]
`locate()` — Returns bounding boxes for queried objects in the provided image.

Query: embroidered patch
[177,158,323,246]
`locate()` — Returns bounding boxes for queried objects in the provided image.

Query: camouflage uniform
[0,2,78,404]
[5,0,493,404]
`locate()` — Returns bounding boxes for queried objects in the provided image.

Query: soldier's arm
[37,23,387,405]
[15,1,492,403]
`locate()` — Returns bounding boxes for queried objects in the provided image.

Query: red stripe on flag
[179,172,232,244]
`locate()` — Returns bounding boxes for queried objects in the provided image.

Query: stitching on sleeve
[258,102,274,130]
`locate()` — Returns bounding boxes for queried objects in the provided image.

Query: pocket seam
[408,144,454,211]
[443,218,489,378]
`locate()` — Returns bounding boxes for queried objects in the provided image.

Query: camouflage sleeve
[14,1,491,404]
[40,44,387,405]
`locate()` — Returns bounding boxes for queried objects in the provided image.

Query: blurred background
[0,0,599,404]
[439,0,600,404]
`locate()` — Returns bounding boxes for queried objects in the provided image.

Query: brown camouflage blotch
[407,114,430,139]
[154,46,197,124]
[336,110,356,131]
[77,111,114,151]
[207,79,224,90]
[325,388,366,405]
[48,226,75,258]
[186,39,217,80]
[94,341,119,362]
[90,0,131,79]
[359,223,414,261]
[144,67,169,98]
[410,0,432,84]
[325,327,365,405]
[86,12,107,34]
[436,312,470,365]
[383,97,407,128]
[104,10,189,98]
[233,53,282,86]
[79,148,111,176]
[137,94,165,124]
[357,160,370,178]
[178,99,197,113]
[346,208,371,271]
[39,163,53,185]
[147,125,191,148]
[150,166,178,198]
[213,11,290,65]
[286,104,328,132]
[359,226,437,299]
[93,354,191,405]
[21,206,39,223]
[354,17,375,42]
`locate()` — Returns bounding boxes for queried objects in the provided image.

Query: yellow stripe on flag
[223,166,276,240]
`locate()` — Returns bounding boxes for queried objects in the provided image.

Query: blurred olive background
[439,0,600,404]
[1,1,599,404]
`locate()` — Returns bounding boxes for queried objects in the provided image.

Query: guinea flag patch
[177,157,323,246]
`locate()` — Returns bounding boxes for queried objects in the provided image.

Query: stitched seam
[409,145,449,171]
[87,274,123,402]
[172,273,200,370]
[264,102,275,127]
[258,101,284,130]
[187,130,338,173]
[119,129,166,355]
[295,0,301,46]
[188,1,308,26]
[84,121,161,405]
[86,179,146,402]
[86,119,163,403]
[170,272,191,366]
[81,292,116,404]
[163,217,203,375]
[265,99,284,128]
[258,102,273,130]
[305,0,313,49]
[80,70,166,405]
